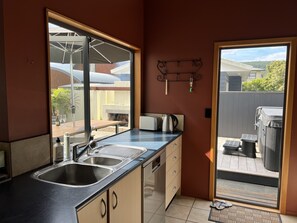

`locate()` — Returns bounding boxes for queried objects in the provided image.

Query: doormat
[208,205,282,223]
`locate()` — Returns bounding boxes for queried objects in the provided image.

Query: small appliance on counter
[162,114,179,133]
[139,116,162,131]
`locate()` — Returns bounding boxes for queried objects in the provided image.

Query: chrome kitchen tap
[72,140,97,162]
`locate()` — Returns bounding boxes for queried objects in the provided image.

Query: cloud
[266,46,287,50]
[221,46,288,62]
[221,49,241,55]
[254,52,287,61]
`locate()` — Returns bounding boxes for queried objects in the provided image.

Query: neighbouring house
[220,59,264,91]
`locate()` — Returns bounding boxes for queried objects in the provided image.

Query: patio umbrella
[49,36,130,64]
[49,24,130,126]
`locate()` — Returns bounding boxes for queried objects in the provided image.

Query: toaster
[139,116,162,131]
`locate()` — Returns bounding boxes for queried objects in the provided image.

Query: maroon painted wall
[1,0,296,216]
[144,0,297,215]
[1,0,143,141]
[0,1,9,142]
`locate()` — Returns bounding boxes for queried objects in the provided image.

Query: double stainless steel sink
[34,162,113,186]
[32,144,147,187]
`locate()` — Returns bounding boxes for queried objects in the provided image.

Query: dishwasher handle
[143,150,166,172]
[152,156,161,173]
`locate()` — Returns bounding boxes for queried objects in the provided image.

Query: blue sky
[221,46,287,62]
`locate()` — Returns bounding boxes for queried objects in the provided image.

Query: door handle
[100,198,107,218]
[112,191,118,209]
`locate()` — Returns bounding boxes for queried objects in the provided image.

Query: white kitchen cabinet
[77,191,108,223]
[109,166,141,223]
[165,136,182,208]
[77,167,141,223]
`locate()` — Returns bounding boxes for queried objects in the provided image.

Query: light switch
[205,108,212,118]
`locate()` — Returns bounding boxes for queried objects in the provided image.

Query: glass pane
[49,22,87,144]
[89,39,132,140]
[216,45,288,208]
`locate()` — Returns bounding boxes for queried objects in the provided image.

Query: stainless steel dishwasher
[143,150,166,223]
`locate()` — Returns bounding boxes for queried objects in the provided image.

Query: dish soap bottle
[53,137,63,163]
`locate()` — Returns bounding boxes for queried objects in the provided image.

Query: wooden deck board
[217,151,223,167]
[230,155,239,170]
[217,150,279,178]
[216,137,279,208]
[221,153,231,169]
[217,137,279,179]
[246,157,257,172]
[238,156,247,172]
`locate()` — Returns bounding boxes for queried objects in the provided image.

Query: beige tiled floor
[166,195,297,223]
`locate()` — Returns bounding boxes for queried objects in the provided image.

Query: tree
[51,88,71,116]
[242,78,266,91]
[242,61,286,92]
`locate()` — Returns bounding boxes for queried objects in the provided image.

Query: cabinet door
[165,136,182,208]
[77,192,108,223]
[109,167,141,223]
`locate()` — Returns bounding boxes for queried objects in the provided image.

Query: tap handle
[89,140,97,149]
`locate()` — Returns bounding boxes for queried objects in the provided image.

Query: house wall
[0,0,143,142]
[50,70,78,89]
[228,76,242,91]
[144,0,297,215]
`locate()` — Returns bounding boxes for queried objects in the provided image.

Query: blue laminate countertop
[0,129,182,223]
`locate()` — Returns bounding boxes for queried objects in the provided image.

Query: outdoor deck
[217,137,279,179]
[216,137,279,207]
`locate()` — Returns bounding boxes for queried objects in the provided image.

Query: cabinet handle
[173,156,177,160]
[100,198,107,218]
[173,170,177,174]
[112,191,118,209]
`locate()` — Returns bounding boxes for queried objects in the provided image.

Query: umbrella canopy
[49,25,130,64]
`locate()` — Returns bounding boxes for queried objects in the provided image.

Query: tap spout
[73,140,97,162]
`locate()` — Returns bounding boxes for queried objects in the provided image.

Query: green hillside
[242,61,271,71]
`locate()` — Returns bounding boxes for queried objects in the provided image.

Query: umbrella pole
[70,53,76,128]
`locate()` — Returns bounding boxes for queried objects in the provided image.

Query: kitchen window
[48,20,134,144]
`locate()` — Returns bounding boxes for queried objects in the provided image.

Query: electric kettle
[162,114,179,133]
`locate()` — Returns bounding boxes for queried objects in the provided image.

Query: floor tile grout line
[186,199,201,222]
[185,198,197,221]
[166,215,190,222]
[165,201,195,222]
[188,199,213,222]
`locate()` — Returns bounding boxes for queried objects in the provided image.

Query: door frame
[209,37,296,214]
